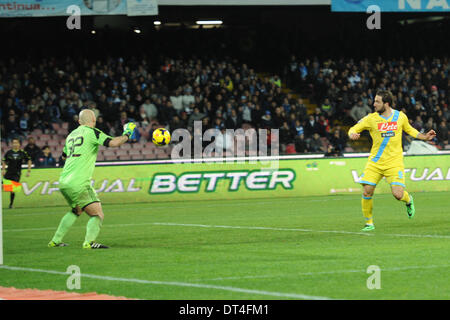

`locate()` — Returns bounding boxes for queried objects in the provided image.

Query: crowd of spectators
[0,54,333,163]
[286,56,450,149]
[1,53,448,166]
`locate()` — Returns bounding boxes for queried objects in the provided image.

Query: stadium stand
[1,19,448,163]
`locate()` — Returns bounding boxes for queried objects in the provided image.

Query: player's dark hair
[376,90,394,107]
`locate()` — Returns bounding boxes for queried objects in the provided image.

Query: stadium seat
[33,129,43,136]
[51,146,60,155]
[344,147,354,152]
[130,154,143,160]
[128,149,141,156]
[104,155,117,161]
[96,154,105,161]
[103,150,115,157]
[120,143,132,150]
[156,153,169,159]
[115,149,128,157]
[139,128,150,141]
[40,134,51,141]
[57,129,68,136]
[48,140,59,147]
[51,123,61,131]
[118,155,131,161]
[61,123,69,130]
[142,152,156,160]
[131,142,146,149]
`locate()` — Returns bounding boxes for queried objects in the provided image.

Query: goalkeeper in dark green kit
[48,109,136,249]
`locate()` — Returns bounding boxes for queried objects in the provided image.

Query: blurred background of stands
[1,6,449,165]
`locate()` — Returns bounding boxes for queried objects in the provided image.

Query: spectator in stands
[423,117,437,133]
[304,114,321,136]
[293,119,305,137]
[280,121,295,145]
[320,98,334,119]
[96,115,110,135]
[4,110,21,143]
[251,104,264,129]
[260,111,273,128]
[188,107,206,130]
[213,116,225,131]
[225,108,242,130]
[115,111,131,135]
[436,120,449,148]
[241,102,253,124]
[68,114,79,133]
[272,107,285,128]
[169,114,186,132]
[325,144,341,157]
[294,134,308,153]
[19,112,31,135]
[88,101,100,119]
[329,129,346,154]
[24,137,42,164]
[350,99,371,122]
[47,100,62,126]
[159,100,177,127]
[141,98,158,121]
[33,106,53,133]
[413,116,424,131]
[308,133,323,153]
[36,146,56,168]
[137,106,150,128]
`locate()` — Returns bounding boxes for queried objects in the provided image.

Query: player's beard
[376,106,386,114]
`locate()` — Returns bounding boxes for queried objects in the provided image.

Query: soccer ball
[152,128,171,146]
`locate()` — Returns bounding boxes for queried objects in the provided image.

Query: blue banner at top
[332,0,450,12]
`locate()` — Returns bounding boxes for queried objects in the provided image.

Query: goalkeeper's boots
[406,194,415,219]
[361,224,375,232]
[48,241,69,247]
[83,241,109,249]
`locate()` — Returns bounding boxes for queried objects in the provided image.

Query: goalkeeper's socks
[400,190,411,205]
[51,211,79,244]
[84,216,102,245]
[362,196,374,225]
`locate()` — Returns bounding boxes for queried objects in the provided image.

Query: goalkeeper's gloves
[123,122,137,138]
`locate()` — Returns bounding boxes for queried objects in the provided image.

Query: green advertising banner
[2,155,450,208]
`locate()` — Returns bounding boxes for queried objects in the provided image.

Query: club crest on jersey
[378,122,398,132]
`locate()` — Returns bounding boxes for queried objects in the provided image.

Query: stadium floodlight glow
[91,30,96,34]
[195,20,223,25]
[154,21,161,25]
[134,29,141,34]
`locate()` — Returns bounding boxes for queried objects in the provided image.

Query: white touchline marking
[151,222,374,236]
[3,222,372,237]
[4,222,450,239]
[0,265,333,300]
[2,197,357,217]
[197,264,450,281]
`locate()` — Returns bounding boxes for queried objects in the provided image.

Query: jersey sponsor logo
[378,122,398,132]
[381,132,395,137]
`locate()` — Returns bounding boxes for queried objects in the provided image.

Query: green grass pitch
[1,192,449,300]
